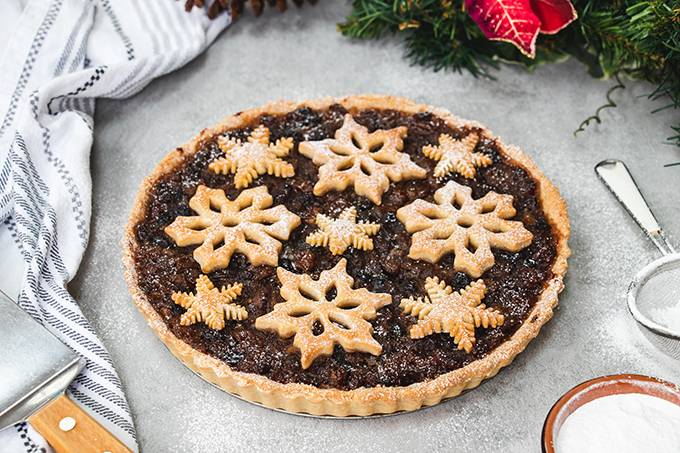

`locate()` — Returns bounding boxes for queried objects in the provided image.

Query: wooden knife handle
[28,393,132,453]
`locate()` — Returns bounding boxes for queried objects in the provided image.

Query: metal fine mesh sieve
[596,160,680,357]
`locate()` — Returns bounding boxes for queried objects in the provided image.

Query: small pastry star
[400,277,504,353]
[172,274,246,330]
[422,133,492,179]
[209,125,295,189]
[305,206,381,255]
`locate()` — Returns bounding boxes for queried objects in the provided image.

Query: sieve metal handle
[595,159,677,256]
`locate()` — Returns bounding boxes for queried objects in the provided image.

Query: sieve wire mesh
[636,260,680,332]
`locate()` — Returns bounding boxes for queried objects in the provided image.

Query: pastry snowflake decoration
[298,114,427,205]
[172,275,246,330]
[306,206,381,255]
[209,125,295,189]
[397,181,533,278]
[422,132,492,179]
[255,258,392,369]
[400,277,503,353]
[164,185,301,272]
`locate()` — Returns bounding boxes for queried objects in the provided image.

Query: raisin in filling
[132,105,557,390]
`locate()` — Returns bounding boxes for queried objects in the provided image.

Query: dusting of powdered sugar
[649,304,680,332]
[635,262,680,332]
[555,393,680,453]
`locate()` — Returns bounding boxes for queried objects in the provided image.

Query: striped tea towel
[0,1,230,451]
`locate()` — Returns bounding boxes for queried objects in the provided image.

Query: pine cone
[184,0,317,20]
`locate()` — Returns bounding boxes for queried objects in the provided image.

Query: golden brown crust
[122,95,571,416]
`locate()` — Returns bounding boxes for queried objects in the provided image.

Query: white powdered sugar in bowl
[556,393,680,453]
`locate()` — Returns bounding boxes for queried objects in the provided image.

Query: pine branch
[340,0,680,149]
[571,1,680,147]
[339,0,503,77]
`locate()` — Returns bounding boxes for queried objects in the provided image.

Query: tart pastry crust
[123,95,570,416]
[299,113,427,205]
[397,180,534,278]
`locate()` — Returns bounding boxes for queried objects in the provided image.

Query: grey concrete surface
[71,2,680,452]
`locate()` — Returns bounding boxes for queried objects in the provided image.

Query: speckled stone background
[71,2,680,452]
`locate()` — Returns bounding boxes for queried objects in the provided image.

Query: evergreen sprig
[340,1,680,149]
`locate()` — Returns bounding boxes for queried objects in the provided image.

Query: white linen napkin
[0,1,229,451]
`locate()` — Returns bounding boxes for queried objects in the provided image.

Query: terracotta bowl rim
[541,373,680,453]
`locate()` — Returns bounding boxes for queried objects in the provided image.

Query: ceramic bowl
[542,373,680,452]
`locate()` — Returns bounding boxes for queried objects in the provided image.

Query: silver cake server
[0,289,130,452]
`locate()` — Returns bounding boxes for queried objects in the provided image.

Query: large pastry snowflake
[396,181,533,278]
[172,275,246,330]
[209,125,295,189]
[298,114,427,205]
[254,258,392,369]
[422,132,492,179]
[400,277,504,353]
[164,185,301,272]
[305,206,381,255]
